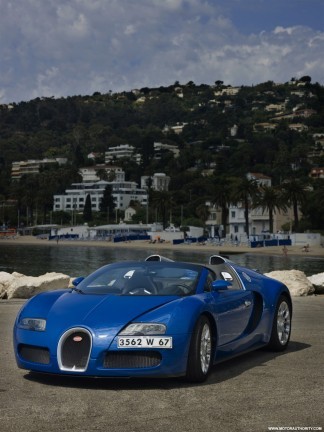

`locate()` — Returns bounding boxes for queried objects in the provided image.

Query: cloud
[0,0,323,103]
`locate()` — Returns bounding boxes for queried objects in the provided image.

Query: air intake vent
[19,345,50,364]
[104,351,161,369]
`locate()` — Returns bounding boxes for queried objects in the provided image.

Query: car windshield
[75,261,201,296]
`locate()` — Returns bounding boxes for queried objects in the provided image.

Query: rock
[264,270,315,296]
[0,272,18,298]
[0,272,71,299]
[307,272,324,295]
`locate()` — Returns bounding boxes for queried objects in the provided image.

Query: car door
[211,268,254,346]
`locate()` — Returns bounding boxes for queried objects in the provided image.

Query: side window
[204,271,216,292]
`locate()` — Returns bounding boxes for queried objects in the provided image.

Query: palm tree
[231,177,260,238]
[281,178,309,232]
[212,177,233,237]
[255,185,287,233]
[151,190,174,229]
[196,203,210,225]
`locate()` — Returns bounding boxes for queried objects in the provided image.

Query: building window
[231,211,236,218]
[234,226,238,233]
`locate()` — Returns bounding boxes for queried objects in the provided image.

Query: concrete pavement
[1,297,323,432]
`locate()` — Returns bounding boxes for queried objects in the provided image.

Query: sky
[1,0,324,104]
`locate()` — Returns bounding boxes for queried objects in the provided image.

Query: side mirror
[72,276,85,287]
[212,280,232,291]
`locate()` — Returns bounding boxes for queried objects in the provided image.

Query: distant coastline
[2,235,324,259]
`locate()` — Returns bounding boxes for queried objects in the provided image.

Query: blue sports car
[13,254,292,383]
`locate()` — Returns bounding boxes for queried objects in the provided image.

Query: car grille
[103,351,162,369]
[19,344,50,364]
[58,328,91,372]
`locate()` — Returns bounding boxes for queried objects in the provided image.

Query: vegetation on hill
[0,78,324,232]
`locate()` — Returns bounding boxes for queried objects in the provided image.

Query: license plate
[117,336,172,349]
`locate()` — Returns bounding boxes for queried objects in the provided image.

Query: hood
[43,291,177,337]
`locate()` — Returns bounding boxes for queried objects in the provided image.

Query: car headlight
[119,323,166,336]
[18,318,46,331]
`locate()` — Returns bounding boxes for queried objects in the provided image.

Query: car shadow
[23,340,310,390]
[206,340,310,386]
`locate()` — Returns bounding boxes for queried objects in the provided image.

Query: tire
[186,316,213,383]
[267,295,292,351]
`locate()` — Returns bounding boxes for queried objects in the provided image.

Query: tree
[299,75,311,83]
[212,176,234,236]
[196,203,210,224]
[255,185,286,233]
[83,194,92,222]
[95,168,109,181]
[215,80,224,87]
[231,177,259,237]
[99,185,115,220]
[151,190,174,229]
[281,178,309,232]
[300,180,324,230]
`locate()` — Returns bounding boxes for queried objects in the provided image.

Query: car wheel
[186,316,213,383]
[268,295,292,351]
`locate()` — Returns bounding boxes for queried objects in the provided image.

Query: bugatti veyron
[13,255,292,382]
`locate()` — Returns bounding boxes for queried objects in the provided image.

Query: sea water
[1,243,323,277]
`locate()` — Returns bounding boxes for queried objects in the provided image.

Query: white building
[246,172,271,187]
[205,202,222,238]
[163,123,188,134]
[79,166,125,183]
[141,173,170,191]
[124,207,137,222]
[227,173,294,238]
[11,158,67,180]
[214,87,240,96]
[53,180,148,212]
[228,173,272,239]
[153,142,180,159]
[105,144,141,164]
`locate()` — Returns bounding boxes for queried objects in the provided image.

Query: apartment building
[228,173,291,239]
[53,180,148,212]
[79,165,125,182]
[104,144,141,164]
[11,158,67,180]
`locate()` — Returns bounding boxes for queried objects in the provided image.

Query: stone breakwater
[1,270,324,299]
[0,271,73,300]
[264,270,324,296]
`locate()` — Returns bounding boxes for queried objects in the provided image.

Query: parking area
[1,297,323,432]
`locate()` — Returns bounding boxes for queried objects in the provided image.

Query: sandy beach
[2,235,324,258]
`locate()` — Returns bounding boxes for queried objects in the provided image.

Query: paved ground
[1,297,323,432]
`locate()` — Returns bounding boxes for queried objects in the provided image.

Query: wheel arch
[199,311,218,360]
[280,289,292,310]
[274,287,293,319]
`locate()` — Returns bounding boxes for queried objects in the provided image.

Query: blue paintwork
[13,256,292,379]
